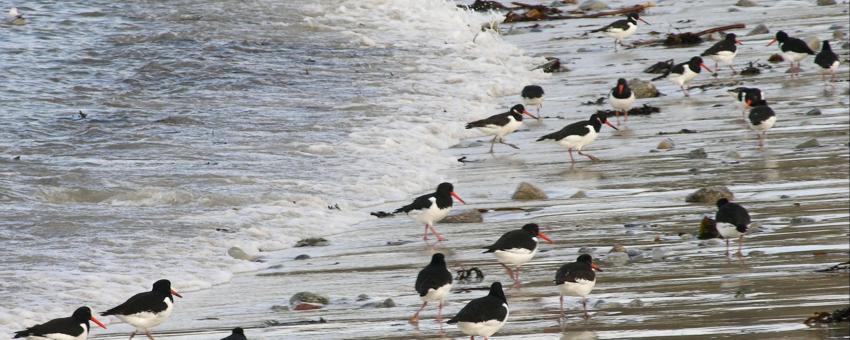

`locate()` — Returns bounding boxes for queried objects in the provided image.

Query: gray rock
[687,148,708,159]
[680,233,694,241]
[727,7,740,12]
[790,217,816,225]
[657,138,675,150]
[628,78,659,98]
[295,238,329,247]
[512,182,548,200]
[227,247,255,261]
[570,190,588,199]
[627,299,644,308]
[805,108,822,116]
[806,37,821,52]
[578,247,596,254]
[362,298,396,308]
[609,244,627,253]
[686,186,734,203]
[579,0,609,11]
[735,0,757,7]
[817,0,836,5]
[780,194,790,199]
[605,252,630,265]
[795,138,820,149]
[294,254,311,260]
[624,230,636,236]
[577,48,591,53]
[356,294,370,301]
[624,222,647,228]
[747,24,769,36]
[626,248,643,258]
[290,292,330,306]
[442,209,483,223]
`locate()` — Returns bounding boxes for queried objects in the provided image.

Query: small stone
[790,217,816,225]
[624,230,636,236]
[727,7,740,12]
[680,233,694,241]
[295,238,329,247]
[270,305,289,312]
[577,48,591,53]
[290,292,330,306]
[578,247,596,254]
[379,298,396,308]
[687,148,708,159]
[609,244,627,253]
[624,223,647,228]
[578,0,609,11]
[747,24,769,36]
[512,182,548,200]
[356,294,370,301]
[294,254,311,260]
[442,209,483,223]
[628,78,659,99]
[805,108,822,116]
[817,0,836,5]
[605,251,630,265]
[626,248,643,258]
[768,54,784,63]
[834,30,846,41]
[628,299,644,308]
[723,150,741,159]
[686,186,734,203]
[780,195,790,199]
[735,0,757,7]
[227,247,255,261]
[657,138,675,150]
[795,138,820,149]
[570,190,587,199]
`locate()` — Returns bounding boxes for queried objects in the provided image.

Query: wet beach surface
[77,0,849,339]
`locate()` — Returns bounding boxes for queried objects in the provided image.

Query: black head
[232,327,244,335]
[152,279,182,298]
[822,40,832,51]
[576,254,593,264]
[435,182,454,195]
[429,253,447,266]
[509,104,526,120]
[71,307,94,323]
[724,33,737,41]
[487,281,507,303]
[616,78,628,86]
[627,13,640,22]
[775,31,788,42]
[716,198,730,207]
[520,223,540,235]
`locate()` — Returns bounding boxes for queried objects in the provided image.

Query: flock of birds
[8,6,843,340]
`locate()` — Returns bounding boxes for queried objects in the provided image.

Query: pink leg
[725,239,730,257]
[582,298,589,319]
[737,235,744,257]
[623,109,628,123]
[560,295,565,320]
[423,224,429,240]
[500,263,515,281]
[410,301,428,323]
[578,150,599,161]
[437,301,443,322]
[428,224,446,241]
[568,149,575,163]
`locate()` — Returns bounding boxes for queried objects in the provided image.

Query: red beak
[617,84,624,95]
[90,316,107,329]
[537,232,553,244]
[766,38,776,46]
[735,40,743,45]
[604,120,619,130]
[171,289,183,298]
[700,63,713,73]
[638,18,650,25]
[745,99,752,107]
[522,110,539,120]
[591,263,603,272]
[450,192,465,205]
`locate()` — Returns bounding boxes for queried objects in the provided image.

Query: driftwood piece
[504,2,655,23]
[531,57,567,73]
[630,23,746,48]
[596,104,661,118]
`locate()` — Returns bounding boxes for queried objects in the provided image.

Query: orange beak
[745,99,752,107]
[617,84,624,95]
[638,18,650,25]
[537,232,553,244]
[604,121,619,130]
[591,263,603,272]
[450,192,466,204]
[735,40,743,45]
[171,289,183,298]
[90,316,107,329]
[523,110,539,120]
[700,63,713,73]
[766,38,776,46]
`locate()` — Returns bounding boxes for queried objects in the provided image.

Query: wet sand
[90,0,848,339]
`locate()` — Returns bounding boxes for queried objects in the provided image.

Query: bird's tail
[736,225,748,233]
[13,330,29,338]
[446,318,459,324]
[651,71,670,81]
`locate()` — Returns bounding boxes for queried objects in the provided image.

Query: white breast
[422,283,452,302]
[605,23,636,40]
[609,92,635,111]
[749,115,776,132]
[668,66,699,86]
[709,50,737,65]
[558,126,597,150]
[408,197,450,225]
[493,247,537,267]
[117,297,174,332]
[716,222,744,239]
[782,50,810,63]
[558,278,596,298]
[456,303,509,337]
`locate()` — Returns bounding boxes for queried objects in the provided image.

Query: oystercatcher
[715,198,751,257]
[814,40,840,84]
[659,56,712,97]
[537,113,618,163]
[394,182,465,241]
[590,12,650,51]
[767,30,815,77]
[447,282,508,340]
[727,87,763,117]
[608,78,635,125]
[747,99,776,148]
[483,223,553,287]
[13,306,107,339]
[521,85,544,118]
[102,279,182,340]
[701,33,743,75]
[220,327,246,340]
[465,104,538,153]
[555,254,602,320]
[410,253,454,323]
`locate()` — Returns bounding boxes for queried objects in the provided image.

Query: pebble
[624,223,647,228]
[579,0,609,11]
[577,48,591,53]
[356,294,370,301]
[594,300,623,309]
[512,182,548,200]
[442,209,483,223]
[578,247,596,254]
[624,230,636,236]
[795,138,820,149]
[686,186,734,203]
[657,138,675,150]
[605,252,630,265]
[780,195,790,199]
[747,24,769,36]
[362,298,396,308]
[735,0,757,6]
[227,247,256,261]
[294,254,311,260]
[805,108,822,116]
[295,238,329,247]
[680,233,694,241]
[570,190,588,199]
[627,248,643,258]
[610,244,627,253]
[687,148,708,159]
[290,292,330,306]
[628,299,644,308]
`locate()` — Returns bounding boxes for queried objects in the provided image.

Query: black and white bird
[715,198,751,257]
[220,327,247,340]
[555,254,602,320]
[767,30,815,76]
[814,40,840,84]
[6,7,25,25]
[727,87,764,117]
[591,13,650,51]
[747,99,776,148]
[447,282,509,340]
[14,306,107,340]
[102,279,182,340]
[483,223,553,287]
[394,182,465,241]
[608,78,635,125]
[410,253,453,323]
[521,85,544,117]
[657,56,712,97]
[465,104,538,153]
[537,113,618,164]
[701,33,743,75]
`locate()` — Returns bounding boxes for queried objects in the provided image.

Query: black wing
[670,61,687,75]
[14,316,82,338]
[716,202,751,231]
[537,120,591,142]
[555,262,595,285]
[748,106,775,126]
[415,264,452,296]
[701,39,735,56]
[102,291,168,316]
[592,18,629,33]
[447,295,507,324]
[783,38,815,55]
[814,50,838,69]
[221,334,247,340]
[483,230,535,252]
[394,193,435,214]
[466,112,511,129]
